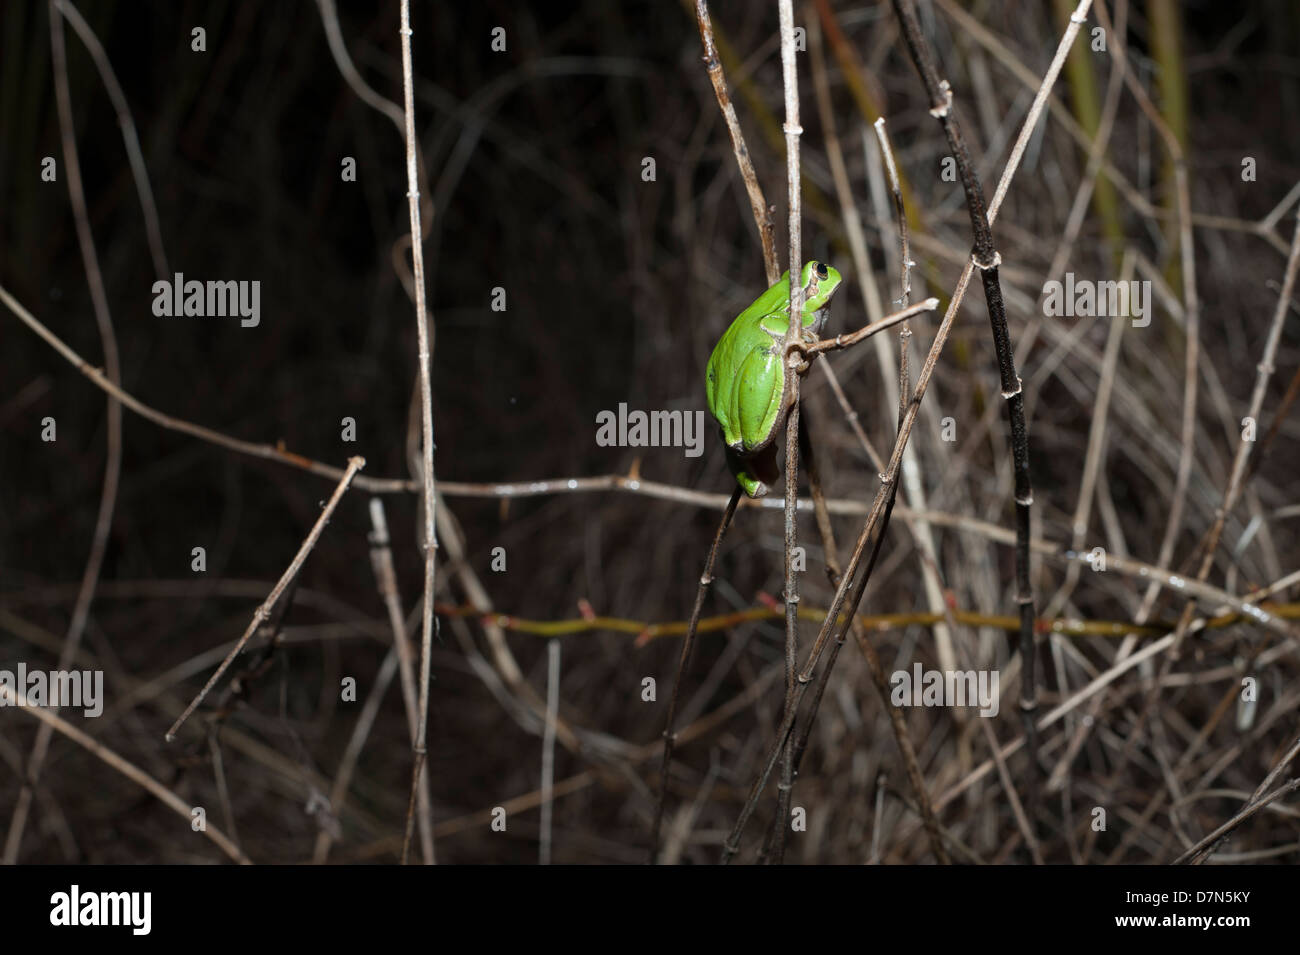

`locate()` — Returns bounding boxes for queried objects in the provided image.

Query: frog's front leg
[762,321,818,375]
[785,335,818,376]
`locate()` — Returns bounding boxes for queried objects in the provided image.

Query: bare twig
[310,498,433,864]
[721,0,1092,862]
[813,16,958,686]
[801,299,939,357]
[799,424,951,863]
[1189,207,1300,609]
[52,0,168,278]
[311,645,401,864]
[4,4,126,865]
[772,0,805,867]
[651,486,741,862]
[0,683,251,865]
[890,0,1094,847]
[694,0,779,283]
[1172,777,1300,865]
[398,0,439,867]
[1177,734,1300,864]
[165,457,366,741]
[540,639,561,865]
[787,52,950,862]
[0,282,415,494]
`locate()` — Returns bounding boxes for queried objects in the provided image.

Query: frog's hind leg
[734,345,784,451]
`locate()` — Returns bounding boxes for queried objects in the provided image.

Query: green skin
[706,261,843,497]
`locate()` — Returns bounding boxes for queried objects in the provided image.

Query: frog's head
[800,261,842,334]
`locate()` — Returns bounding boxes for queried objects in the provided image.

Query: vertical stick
[540,639,561,865]
[890,0,1079,846]
[364,497,434,862]
[722,0,1091,863]
[399,0,439,866]
[772,0,804,867]
[651,486,742,862]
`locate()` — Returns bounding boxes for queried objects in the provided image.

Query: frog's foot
[785,338,814,375]
[736,469,769,498]
[727,443,780,499]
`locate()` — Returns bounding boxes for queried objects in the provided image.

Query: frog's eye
[815,262,828,279]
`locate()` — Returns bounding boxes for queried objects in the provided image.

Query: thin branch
[1178,734,1300,864]
[891,0,1094,847]
[0,683,251,864]
[1172,777,1300,865]
[694,0,779,283]
[1191,206,1300,601]
[812,12,959,689]
[309,497,434,864]
[772,0,805,867]
[165,457,366,741]
[311,645,401,864]
[399,0,439,867]
[0,282,415,494]
[798,424,952,863]
[440,594,1294,645]
[721,0,1093,862]
[650,486,741,862]
[801,298,939,356]
[873,118,912,308]
[540,639,561,865]
[4,4,126,865]
[784,54,950,863]
[53,0,168,278]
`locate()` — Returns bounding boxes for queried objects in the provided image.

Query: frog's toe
[728,443,780,498]
[786,341,812,375]
[738,471,769,498]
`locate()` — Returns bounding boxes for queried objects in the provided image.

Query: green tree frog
[706,261,843,497]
